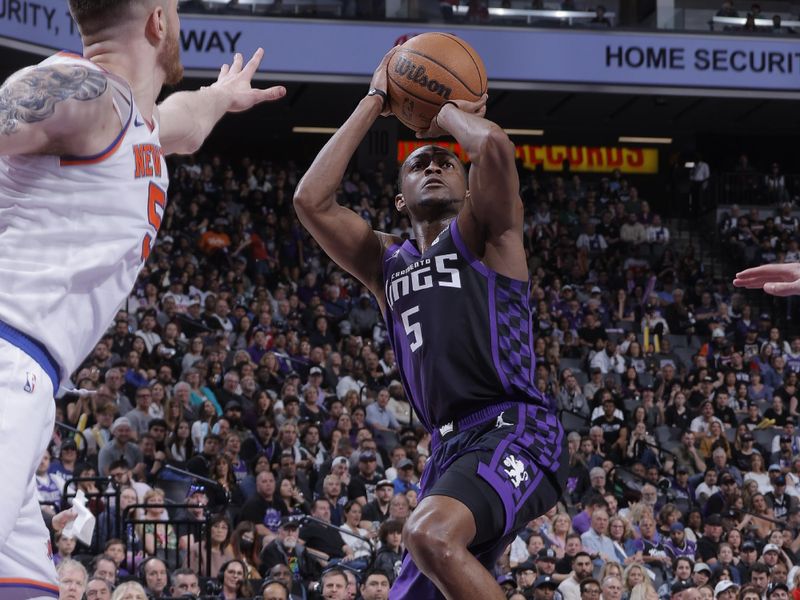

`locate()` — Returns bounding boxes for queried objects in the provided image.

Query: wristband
[367,88,387,107]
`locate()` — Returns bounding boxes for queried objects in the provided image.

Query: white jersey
[0,52,169,382]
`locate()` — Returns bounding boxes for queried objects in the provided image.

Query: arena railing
[122,503,213,576]
[61,477,122,556]
[709,172,799,207]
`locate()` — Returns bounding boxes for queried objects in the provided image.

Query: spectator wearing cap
[771,419,800,459]
[49,438,79,482]
[766,472,798,520]
[361,478,393,526]
[392,458,419,495]
[348,450,383,505]
[692,563,712,587]
[737,541,758,583]
[664,522,696,561]
[259,516,315,580]
[714,580,738,600]
[536,548,558,577]
[767,582,790,600]
[513,560,537,593]
[761,543,787,571]
[534,574,559,600]
[97,417,144,477]
[696,515,724,565]
[670,465,695,506]
[733,430,760,473]
[366,388,401,433]
[670,579,698,600]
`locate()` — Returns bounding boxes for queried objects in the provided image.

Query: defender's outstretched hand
[733,262,800,296]
[213,48,286,113]
[416,94,489,139]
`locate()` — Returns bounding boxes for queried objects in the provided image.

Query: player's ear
[395,193,407,214]
[144,5,167,45]
[465,189,472,203]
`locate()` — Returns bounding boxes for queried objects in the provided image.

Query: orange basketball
[387,32,487,132]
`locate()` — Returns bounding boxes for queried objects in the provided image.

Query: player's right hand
[733,262,800,296]
[416,94,488,139]
[369,47,399,117]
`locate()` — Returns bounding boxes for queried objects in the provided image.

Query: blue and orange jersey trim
[0,578,59,598]
[52,50,136,166]
[59,108,132,166]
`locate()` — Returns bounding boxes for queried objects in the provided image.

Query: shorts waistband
[432,401,518,446]
[0,319,61,391]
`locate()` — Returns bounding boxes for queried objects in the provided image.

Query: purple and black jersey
[382,217,550,431]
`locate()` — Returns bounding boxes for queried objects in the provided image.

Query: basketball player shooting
[294,49,569,600]
[0,0,283,595]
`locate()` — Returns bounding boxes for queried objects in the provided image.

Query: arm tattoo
[0,64,108,136]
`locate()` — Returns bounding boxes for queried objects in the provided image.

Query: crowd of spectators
[45,150,800,600]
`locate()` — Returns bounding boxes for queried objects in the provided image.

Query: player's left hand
[213,48,286,113]
[733,262,800,296]
[51,508,78,532]
[416,94,488,139]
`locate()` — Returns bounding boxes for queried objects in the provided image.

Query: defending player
[293,49,568,600]
[0,0,284,594]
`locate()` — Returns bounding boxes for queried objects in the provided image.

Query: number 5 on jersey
[401,306,423,352]
[140,181,166,262]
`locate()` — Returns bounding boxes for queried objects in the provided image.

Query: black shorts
[422,401,569,556]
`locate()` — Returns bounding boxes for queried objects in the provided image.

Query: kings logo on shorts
[503,454,529,488]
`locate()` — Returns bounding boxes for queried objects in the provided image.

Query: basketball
[387,32,487,132]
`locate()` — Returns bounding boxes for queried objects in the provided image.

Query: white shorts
[0,335,59,599]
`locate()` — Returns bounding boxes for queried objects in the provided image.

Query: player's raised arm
[0,63,116,156]
[293,49,399,299]
[419,97,527,281]
[157,49,286,155]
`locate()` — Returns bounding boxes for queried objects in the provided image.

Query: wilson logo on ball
[393,57,453,100]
